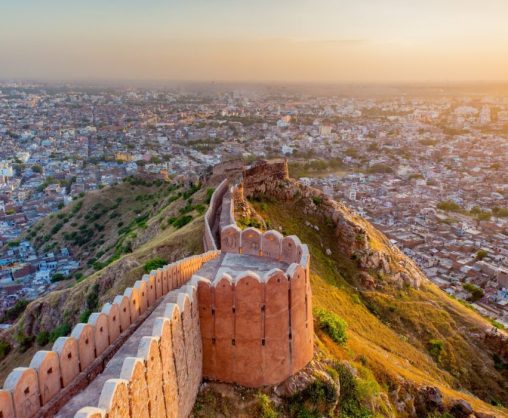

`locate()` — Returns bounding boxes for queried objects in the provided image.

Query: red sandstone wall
[197,259,313,387]
[203,179,229,251]
[0,251,220,418]
[207,165,314,388]
[74,284,203,418]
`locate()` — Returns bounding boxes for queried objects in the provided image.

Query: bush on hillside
[288,376,339,417]
[335,362,372,418]
[257,393,278,418]
[36,331,50,346]
[205,187,215,204]
[1,299,29,322]
[427,339,445,363]
[49,323,71,343]
[170,214,193,229]
[314,308,348,345]
[437,200,462,212]
[144,257,167,273]
[463,283,485,302]
[476,249,488,260]
[50,273,66,283]
[0,340,11,361]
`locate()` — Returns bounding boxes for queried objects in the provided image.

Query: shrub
[50,273,66,283]
[0,340,11,360]
[490,319,505,330]
[182,183,201,199]
[36,331,50,346]
[144,257,167,273]
[86,284,100,311]
[335,363,372,418]
[16,331,35,353]
[173,215,193,229]
[50,323,71,342]
[476,249,488,260]
[312,196,323,206]
[257,393,278,418]
[314,308,348,345]
[288,377,339,417]
[437,200,462,212]
[463,283,484,302]
[428,339,445,362]
[205,187,215,204]
[1,299,29,322]
[79,310,92,323]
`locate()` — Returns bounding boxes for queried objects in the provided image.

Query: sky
[1,0,508,83]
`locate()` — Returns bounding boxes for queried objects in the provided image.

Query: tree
[437,200,462,212]
[476,249,488,260]
[463,283,485,302]
[32,164,43,174]
[50,273,66,283]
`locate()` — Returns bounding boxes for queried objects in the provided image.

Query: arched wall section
[197,264,313,387]
[75,283,203,418]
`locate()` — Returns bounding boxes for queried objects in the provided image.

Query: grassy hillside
[0,177,213,383]
[26,177,208,277]
[246,197,507,417]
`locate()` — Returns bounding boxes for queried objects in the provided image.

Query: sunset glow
[1,0,508,82]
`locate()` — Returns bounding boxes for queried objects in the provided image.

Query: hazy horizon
[1,0,508,83]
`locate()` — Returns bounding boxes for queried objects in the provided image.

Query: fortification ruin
[0,160,313,418]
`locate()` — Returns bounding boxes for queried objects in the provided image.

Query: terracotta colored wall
[75,284,203,418]
[198,257,313,388]
[0,251,219,418]
[204,179,229,251]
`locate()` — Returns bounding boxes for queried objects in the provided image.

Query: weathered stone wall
[0,251,219,418]
[241,159,425,290]
[197,256,313,387]
[208,163,314,388]
[204,179,229,251]
[74,282,203,418]
[208,183,313,389]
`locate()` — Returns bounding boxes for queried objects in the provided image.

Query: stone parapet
[0,251,219,418]
[197,259,313,387]
[74,284,202,418]
[203,179,229,252]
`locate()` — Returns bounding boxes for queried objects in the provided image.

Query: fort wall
[74,282,202,418]
[0,251,219,418]
[199,176,313,387]
[203,179,228,251]
[0,161,315,417]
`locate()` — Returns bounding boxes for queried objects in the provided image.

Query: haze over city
[1,0,508,82]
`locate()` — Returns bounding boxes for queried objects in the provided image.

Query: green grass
[314,308,348,345]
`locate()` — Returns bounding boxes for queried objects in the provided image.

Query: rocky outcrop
[484,329,508,362]
[241,159,425,290]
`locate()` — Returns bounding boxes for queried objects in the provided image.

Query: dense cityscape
[1,82,507,328]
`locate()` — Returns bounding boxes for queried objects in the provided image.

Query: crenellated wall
[203,179,229,252]
[73,281,203,418]
[200,180,314,388]
[0,251,219,418]
[196,260,313,387]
